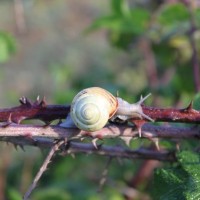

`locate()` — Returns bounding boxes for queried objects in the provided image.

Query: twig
[182,0,200,91]
[98,157,113,192]
[13,0,27,34]
[23,140,65,200]
[1,135,176,162]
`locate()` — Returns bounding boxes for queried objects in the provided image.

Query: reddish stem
[142,103,200,123]
[0,99,200,124]
[0,104,70,124]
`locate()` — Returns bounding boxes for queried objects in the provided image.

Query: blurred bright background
[1,0,200,199]
[0,0,139,106]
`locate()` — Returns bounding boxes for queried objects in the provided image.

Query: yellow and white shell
[70,87,118,132]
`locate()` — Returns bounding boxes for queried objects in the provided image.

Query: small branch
[2,136,176,162]
[68,143,176,161]
[23,140,65,200]
[13,0,27,34]
[182,0,200,92]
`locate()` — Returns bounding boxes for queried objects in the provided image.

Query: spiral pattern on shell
[70,87,118,132]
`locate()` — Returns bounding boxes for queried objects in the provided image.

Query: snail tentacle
[114,94,154,122]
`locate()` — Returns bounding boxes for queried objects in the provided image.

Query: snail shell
[70,87,118,132]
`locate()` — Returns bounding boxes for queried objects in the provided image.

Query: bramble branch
[1,135,176,162]
[0,97,200,124]
[0,97,199,199]
[0,97,199,162]
[0,124,200,140]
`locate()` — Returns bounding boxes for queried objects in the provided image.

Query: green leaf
[6,188,22,200]
[88,7,149,33]
[171,64,194,94]
[33,188,71,200]
[152,151,200,200]
[158,3,189,26]
[194,8,200,28]
[87,15,124,32]
[0,32,16,63]
[193,93,200,110]
[111,0,130,17]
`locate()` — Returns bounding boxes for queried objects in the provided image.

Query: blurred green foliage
[0,31,16,63]
[1,0,200,199]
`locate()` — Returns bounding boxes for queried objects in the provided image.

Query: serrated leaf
[152,151,200,200]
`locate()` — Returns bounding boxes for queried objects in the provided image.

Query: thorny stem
[0,124,200,140]
[0,97,70,124]
[0,98,200,124]
[23,140,66,200]
[3,137,176,162]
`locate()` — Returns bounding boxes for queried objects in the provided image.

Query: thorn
[19,96,27,105]
[39,96,47,108]
[152,138,160,151]
[33,95,40,105]
[24,133,37,144]
[120,137,132,146]
[80,137,85,141]
[174,139,181,151]
[2,113,13,127]
[8,113,12,123]
[37,95,40,102]
[92,138,99,149]
[19,97,32,107]
[146,137,160,151]
[185,101,193,111]
[13,116,25,125]
[138,126,142,138]
[131,120,146,137]
[19,145,25,152]
[13,144,18,150]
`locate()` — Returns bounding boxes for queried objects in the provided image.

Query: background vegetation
[1,0,200,199]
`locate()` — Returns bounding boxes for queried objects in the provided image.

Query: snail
[60,87,153,132]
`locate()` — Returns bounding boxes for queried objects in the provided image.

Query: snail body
[61,87,153,132]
